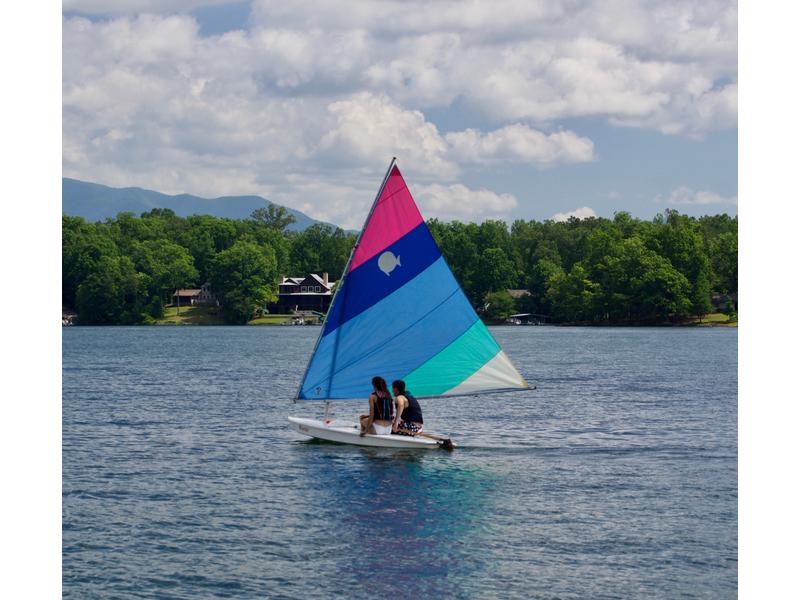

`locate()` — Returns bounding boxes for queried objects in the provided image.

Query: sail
[296,162,529,400]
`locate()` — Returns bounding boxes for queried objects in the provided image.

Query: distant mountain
[62,178,343,232]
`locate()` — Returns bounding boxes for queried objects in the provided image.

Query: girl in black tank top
[360,376,394,436]
[373,390,393,421]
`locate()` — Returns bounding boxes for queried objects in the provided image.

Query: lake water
[63,326,737,599]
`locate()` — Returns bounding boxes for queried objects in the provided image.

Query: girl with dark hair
[359,376,395,436]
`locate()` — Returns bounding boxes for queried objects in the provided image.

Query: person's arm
[392,396,405,432]
[361,394,375,436]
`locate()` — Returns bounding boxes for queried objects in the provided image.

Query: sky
[62,0,737,229]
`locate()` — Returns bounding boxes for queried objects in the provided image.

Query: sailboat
[288,159,529,449]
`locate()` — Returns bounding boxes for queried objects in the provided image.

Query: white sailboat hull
[287,416,449,449]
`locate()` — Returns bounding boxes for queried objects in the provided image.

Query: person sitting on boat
[359,376,394,436]
[391,379,423,436]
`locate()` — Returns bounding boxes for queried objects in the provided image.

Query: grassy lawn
[248,314,295,325]
[683,312,738,327]
[157,305,226,325]
[157,306,317,325]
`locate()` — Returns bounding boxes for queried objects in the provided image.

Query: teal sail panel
[296,163,528,400]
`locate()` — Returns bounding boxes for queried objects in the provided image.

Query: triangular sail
[296,161,528,400]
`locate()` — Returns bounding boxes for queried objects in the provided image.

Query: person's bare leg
[360,415,372,433]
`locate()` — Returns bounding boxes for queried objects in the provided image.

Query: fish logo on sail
[378,251,401,276]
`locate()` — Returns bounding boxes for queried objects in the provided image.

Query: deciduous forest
[63,207,737,325]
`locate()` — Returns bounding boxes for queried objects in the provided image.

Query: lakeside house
[172,282,218,306]
[270,273,336,313]
[711,292,737,312]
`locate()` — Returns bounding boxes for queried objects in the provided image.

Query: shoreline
[63,320,737,328]
[63,305,736,328]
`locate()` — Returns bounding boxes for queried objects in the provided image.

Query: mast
[293,157,397,401]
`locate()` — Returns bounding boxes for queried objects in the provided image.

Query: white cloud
[316,93,459,179]
[550,207,598,221]
[67,1,737,134]
[62,11,591,223]
[659,186,738,205]
[246,0,737,133]
[446,124,595,167]
[414,184,518,222]
[248,1,569,36]
[314,96,593,176]
[61,2,737,225]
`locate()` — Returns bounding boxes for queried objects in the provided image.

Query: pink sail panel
[349,166,424,272]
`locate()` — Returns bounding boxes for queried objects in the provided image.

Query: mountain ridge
[62,178,344,232]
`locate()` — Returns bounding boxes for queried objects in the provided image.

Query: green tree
[177,215,239,282]
[724,297,737,320]
[547,264,599,322]
[477,220,513,254]
[484,290,517,321]
[428,219,481,302]
[600,237,692,321]
[612,211,638,238]
[654,210,713,317]
[148,295,165,319]
[510,219,562,277]
[75,255,146,324]
[708,231,738,294]
[691,269,713,317]
[525,258,563,316]
[108,211,158,253]
[249,205,297,231]
[244,223,292,275]
[131,239,198,303]
[472,247,516,305]
[209,240,279,324]
[288,224,355,277]
[62,216,118,308]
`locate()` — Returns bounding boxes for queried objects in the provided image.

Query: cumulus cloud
[316,93,459,179]
[550,207,598,222]
[66,1,737,133]
[446,124,595,167]
[62,11,593,221]
[658,186,738,205]
[62,1,737,225]
[314,95,593,176]
[246,0,737,133]
[414,184,518,222]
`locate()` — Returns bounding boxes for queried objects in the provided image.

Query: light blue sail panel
[298,256,480,399]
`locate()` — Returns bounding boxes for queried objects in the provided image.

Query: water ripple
[63,326,737,599]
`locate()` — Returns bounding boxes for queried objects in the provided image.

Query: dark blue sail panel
[322,222,441,337]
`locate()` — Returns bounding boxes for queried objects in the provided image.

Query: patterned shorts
[395,421,422,436]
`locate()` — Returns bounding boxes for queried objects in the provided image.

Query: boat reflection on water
[294,442,498,598]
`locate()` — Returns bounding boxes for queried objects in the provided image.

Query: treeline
[427,210,737,323]
[63,207,737,325]
[63,207,354,324]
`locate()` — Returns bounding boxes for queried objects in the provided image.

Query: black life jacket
[373,390,393,421]
[400,392,423,423]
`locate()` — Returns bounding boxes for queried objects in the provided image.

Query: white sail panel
[444,351,528,396]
